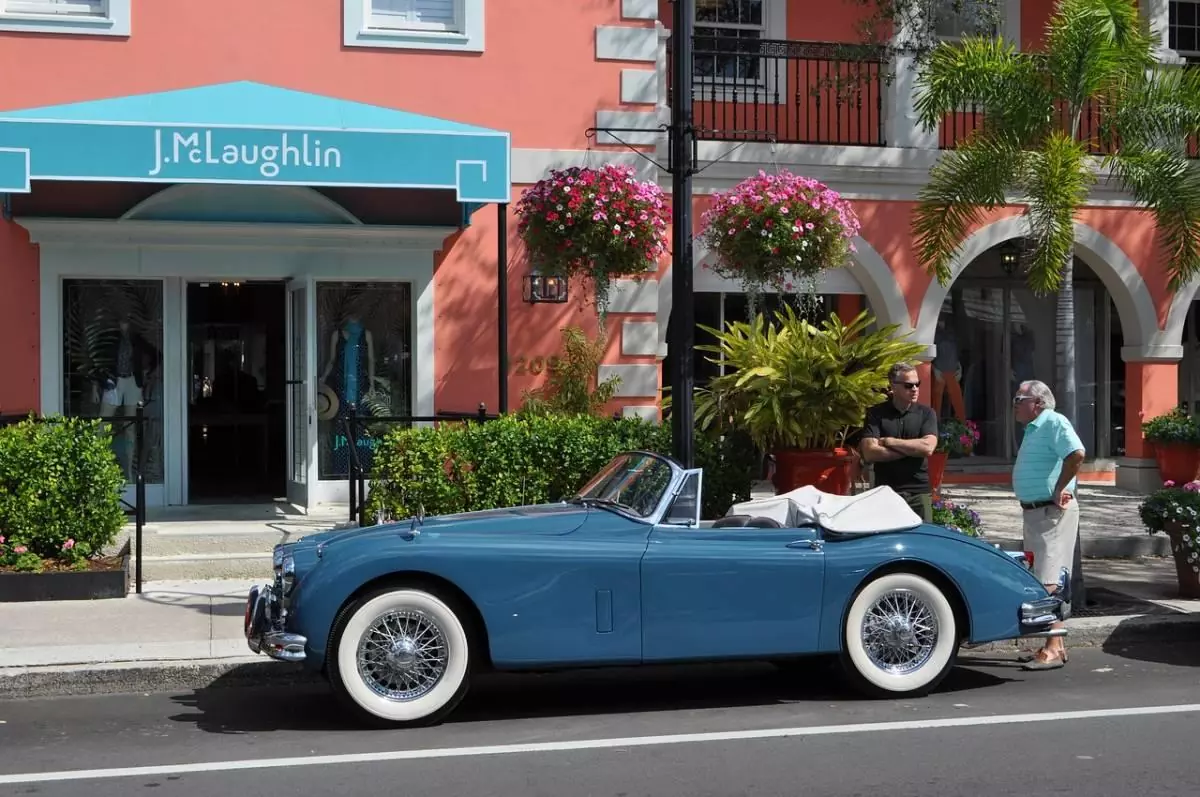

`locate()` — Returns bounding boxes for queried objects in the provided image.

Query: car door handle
[788,539,823,551]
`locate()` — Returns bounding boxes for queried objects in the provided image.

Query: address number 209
[512,356,562,376]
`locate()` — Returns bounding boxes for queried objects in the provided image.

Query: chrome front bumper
[244,583,307,662]
[1017,567,1072,639]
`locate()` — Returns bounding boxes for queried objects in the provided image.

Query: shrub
[0,416,126,571]
[518,326,621,417]
[364,414,759,523]
[1141,407,1200,445]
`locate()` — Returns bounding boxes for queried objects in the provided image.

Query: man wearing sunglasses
[860,362,939,522]
[1011,379,1085,671]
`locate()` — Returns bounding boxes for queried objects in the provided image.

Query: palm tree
[911,0,1200,427]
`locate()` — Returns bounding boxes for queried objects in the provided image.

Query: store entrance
[186,281,288,501]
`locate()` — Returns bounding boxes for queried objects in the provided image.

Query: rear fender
[815,531,1050,650]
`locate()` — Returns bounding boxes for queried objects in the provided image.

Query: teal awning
[0,81,510,203]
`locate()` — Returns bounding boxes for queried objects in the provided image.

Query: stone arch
[1162,276,1200,353]
[655,235,912,353]
[913,217,1160,349]
[121,184,363,225]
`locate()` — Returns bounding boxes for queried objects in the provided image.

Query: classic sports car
[245,450,1069,727]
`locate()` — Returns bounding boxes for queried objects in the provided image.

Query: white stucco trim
[655,235,912,355]
[912,216,1161,349]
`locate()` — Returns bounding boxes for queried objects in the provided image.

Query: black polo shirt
[862,400,939,493]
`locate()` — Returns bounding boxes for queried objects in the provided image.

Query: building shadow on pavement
[1100,628,1200,667]
[166,660,1012,735]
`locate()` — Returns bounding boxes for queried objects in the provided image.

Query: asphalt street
[0,642,1197,796]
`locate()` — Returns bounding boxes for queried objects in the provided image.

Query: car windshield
[571,452,675,519]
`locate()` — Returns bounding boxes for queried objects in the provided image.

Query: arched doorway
[927,248,1126,460]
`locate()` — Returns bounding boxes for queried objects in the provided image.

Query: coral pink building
[0,0,1193,510]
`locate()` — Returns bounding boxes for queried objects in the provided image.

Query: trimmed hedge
[365,413,760,523]
[0,416,126,571]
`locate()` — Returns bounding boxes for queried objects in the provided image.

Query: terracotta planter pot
[1164,521,1200,599]
[928,451,948,495]
[773,448,855,495]
[1153,442,1200,485]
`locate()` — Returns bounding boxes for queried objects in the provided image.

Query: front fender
[816,530,1049,651]
[286,537,470,670]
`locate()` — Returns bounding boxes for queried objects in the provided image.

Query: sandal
[1021,648,1068,670]
[1018,648,1069,663]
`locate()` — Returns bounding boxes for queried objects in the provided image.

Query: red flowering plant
[697,169,861,298]
[515,164,670,321]
[936,418,981,456]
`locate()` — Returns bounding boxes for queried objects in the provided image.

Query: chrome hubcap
[357,608,448,701]
[862,588,939,675]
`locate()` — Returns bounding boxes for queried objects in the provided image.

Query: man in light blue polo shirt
[1012,379,1085,672]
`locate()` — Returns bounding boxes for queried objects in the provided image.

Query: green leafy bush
[0,416,126,569]
[365,414,759,523]
[1141,407,1200,445]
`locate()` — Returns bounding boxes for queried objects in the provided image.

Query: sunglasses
[893,381,920,389]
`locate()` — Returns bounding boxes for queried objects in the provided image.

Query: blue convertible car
[245,450,1069,727]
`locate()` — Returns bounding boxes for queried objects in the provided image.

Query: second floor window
[694,0,766,82]
[933,0,998,41]
[367,0,460,33]
[2,0,106,16]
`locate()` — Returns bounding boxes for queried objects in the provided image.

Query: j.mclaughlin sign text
[149,129,343,179]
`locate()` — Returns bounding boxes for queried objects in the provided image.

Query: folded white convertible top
[728,485,925,533]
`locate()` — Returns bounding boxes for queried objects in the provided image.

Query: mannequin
[931,315,967,421]
[95,320,156,479]
[319,315,382,413]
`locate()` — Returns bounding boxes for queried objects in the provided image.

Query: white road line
[1,703,1198,785]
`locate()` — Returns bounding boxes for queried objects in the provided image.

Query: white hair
[1019,380,1056,409]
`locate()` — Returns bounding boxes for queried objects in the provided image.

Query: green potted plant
[1141,407,1200,485]
[1137,480,1200,598]
[692,306,927,495]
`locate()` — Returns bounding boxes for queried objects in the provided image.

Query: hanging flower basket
[698,169,861,298]
[515,164,670,320]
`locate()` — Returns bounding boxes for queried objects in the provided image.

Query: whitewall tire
[841,571,958,698]
[329,587,472,727]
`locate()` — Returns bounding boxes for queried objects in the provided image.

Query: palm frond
[914,35,1051,142]
[913,135,1025,285]
[1017,132,1094,293]
[1106,147,1200,289]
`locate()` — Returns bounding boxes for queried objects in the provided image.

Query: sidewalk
[2,556,1198,699]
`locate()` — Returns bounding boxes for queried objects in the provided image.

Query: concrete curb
[2,612,1197,701]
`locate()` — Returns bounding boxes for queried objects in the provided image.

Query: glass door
[285,279,314,508]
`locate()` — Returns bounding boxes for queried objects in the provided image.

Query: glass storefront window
[316,281,413,480]
[935,281,1100,459]
[61,279,165,484]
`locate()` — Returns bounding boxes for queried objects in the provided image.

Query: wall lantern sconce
[999,241,1020,275]
[522,273,569,304]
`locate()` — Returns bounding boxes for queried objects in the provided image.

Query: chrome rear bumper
[244,583,307,662]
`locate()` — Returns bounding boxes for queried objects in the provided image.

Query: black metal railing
[341,403,501,528]
[668,36,888,146]
[0,404,147,594]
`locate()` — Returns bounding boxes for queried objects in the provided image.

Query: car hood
[295,501,590,551]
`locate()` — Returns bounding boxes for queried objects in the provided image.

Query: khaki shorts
[1022,500,1080,588]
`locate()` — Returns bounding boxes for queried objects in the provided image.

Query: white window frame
[691,0,781,91]
[344,0,484,52]
[1169,0,1200,61]
[0,0,128,36]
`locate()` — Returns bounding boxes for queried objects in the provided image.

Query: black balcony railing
[668,37,888,147]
